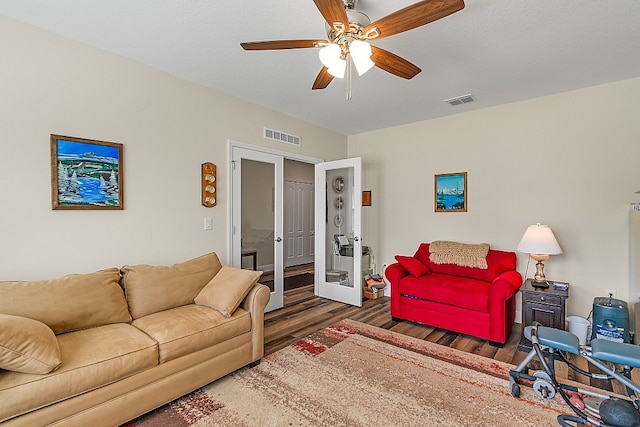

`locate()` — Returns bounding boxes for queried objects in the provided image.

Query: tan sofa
[0,252,270,427]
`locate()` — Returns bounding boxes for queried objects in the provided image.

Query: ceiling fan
[240,0,465,90]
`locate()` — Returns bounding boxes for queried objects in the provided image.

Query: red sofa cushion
[398,273,491,312]
[394,255,430,277]
[414,243,516,282]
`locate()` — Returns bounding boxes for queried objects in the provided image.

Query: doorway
[229,141,320,312]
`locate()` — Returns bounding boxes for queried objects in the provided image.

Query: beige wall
[349,77,640,318]
[3,14,640,322]
[0,16,346,280]
[284,159,315,183]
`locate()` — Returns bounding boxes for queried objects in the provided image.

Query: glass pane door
[231,147,284,312]
[314,157,363,307]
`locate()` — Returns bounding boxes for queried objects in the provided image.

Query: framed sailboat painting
[434,172,467,213]
[50,134,124,210]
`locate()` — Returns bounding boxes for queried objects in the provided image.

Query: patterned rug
[124,319,566,426]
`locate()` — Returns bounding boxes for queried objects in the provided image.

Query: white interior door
[314,157,362,307]
[231,147,284,312]
[285,180,314,267]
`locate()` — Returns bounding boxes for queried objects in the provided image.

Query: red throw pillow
[394,255,430,277]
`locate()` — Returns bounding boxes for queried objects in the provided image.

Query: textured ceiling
[1,0,639,135]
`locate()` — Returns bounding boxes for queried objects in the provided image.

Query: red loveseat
[387,243,522,346]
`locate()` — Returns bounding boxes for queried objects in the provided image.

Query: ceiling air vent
[264,127,301,147]
[444,94,475,106]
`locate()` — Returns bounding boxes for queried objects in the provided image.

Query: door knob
[275,237,282,242]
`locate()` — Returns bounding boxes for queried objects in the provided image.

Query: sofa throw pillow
[195,266,262,317]
[0,313,62,374]
[395,255,430,277]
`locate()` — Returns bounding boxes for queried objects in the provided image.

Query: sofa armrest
[240,283,271,361]
[490,271,523,301]
[488,270,523,343]
[387,263,409,316]
[386,263,409,288]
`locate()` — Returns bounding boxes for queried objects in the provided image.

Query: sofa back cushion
[414,243,516,282]
[121,252,222,319]
[0,268,131,334]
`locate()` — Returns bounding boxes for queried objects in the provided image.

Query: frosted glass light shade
[349,40,374,76]
[327,58,346,78]
[319,43,345,78]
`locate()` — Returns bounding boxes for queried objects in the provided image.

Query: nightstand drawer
[524,293,562,306]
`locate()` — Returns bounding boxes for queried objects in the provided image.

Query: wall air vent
[264,127,301,147]
[444,94,475,106]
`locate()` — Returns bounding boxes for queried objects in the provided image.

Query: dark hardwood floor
[264,284,639,394]
[264,284,523,364]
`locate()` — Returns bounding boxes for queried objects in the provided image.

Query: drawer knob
[540,296,546,301]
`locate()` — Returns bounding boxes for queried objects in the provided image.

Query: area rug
[124,319,567,426]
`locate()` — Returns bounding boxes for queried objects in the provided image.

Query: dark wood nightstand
[518,279,569,352]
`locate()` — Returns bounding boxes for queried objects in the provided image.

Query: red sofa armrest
[386,263,408,289]
[488,270,523,343]
[490,270,523,301]
[387,263,408,317]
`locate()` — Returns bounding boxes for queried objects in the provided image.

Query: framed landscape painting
[51,134,124,210]
[435,172,467,213]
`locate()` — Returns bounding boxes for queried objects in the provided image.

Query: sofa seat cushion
[398,273,491,312]
[0,323,158,423]
[132,304,251,364]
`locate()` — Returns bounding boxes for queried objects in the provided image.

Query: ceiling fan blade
[312,67,334,90]
[313,0,350,32]
[371,46,421,79]
[241,40,327,50]
[363,0,465,40]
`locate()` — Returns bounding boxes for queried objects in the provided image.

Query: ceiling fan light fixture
[319,43,341,67]
[327,58,346,78]
[242,0,466,90]
[349,40,374,76]
[319,43,346,78]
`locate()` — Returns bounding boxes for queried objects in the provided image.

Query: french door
[230,146,284,312]
[314,157,363,307]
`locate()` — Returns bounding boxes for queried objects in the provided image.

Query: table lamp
[517,223,563,287]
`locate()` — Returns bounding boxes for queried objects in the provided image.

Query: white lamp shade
[349,40,375,76]
[517,223,563,255]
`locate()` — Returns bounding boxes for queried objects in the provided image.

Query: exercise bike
[509,322,640,426]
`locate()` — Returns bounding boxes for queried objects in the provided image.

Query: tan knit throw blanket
[429,241,490,269]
